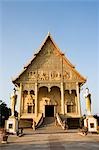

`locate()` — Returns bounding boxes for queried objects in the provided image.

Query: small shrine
[84,88,98,133]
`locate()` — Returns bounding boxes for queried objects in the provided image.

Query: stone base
[1,141,8,144]
[19,119,33,128]
[1,135,8,144]
[6,116,18,134]
[84,115,98,133]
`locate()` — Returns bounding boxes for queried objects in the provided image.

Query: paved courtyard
[0,129,99,150]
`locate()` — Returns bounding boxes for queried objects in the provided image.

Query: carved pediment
[13,33,86,84]
[42,97,57,105]
[24,94,35,104]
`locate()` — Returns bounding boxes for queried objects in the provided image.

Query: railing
[56,113,65,130]
[35,113,44,129]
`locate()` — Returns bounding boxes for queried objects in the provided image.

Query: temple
[12,33,86,129]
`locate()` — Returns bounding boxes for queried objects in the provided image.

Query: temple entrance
[45,105,54,117]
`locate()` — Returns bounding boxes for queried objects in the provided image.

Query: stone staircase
[23,117,79,135]
[34,117,66,134]
[41,117,55,128]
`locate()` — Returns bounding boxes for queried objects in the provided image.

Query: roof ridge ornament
[47,31,50,36]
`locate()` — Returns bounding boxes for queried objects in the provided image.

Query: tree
[0,100,11,127]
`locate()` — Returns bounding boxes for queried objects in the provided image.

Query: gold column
[61,82,65,114]
[35,83,38,117]
[76,82,81,116]
[18,83,22,118]
[60,53,65,114]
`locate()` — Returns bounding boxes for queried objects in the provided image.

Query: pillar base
[84,115,98,133]
[5,116,18,134]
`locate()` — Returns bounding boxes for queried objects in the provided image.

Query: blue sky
[0,0,99,114]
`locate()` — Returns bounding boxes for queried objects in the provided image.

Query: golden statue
[84,88,91,115]
[10,88,17,116]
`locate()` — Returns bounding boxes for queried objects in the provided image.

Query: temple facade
[13,33,86,128]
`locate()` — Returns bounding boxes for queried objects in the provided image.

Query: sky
[0,0,99,114]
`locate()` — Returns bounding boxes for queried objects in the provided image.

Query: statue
[84,88,91,115]
[10,88,17,116]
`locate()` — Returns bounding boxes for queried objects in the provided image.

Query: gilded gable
[13,34,86,84]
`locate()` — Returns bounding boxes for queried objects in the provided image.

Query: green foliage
[0,100,11,127]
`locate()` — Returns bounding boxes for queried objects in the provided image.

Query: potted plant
[0,128,8,144]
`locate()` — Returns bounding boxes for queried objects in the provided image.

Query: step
[41,117,55,127]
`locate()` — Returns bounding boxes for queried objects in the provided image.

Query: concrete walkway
[0,130,99,150]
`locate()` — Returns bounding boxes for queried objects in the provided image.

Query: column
[35,83,38,117]
[18,83,22,118]
[61,82,65,114]
[76,82,81,116]
[65,102,67,114]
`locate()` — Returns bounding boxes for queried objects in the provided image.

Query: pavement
[0,129,99,150]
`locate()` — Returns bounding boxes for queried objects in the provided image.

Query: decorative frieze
[63,70,71,80]
[22,83,35,91]
[26,70,73,82]
[65,82,76,90]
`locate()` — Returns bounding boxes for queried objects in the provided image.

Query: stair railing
[35,113,44,129]
[55,113,65,130]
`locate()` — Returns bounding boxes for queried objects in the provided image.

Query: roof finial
[48,31,50,36]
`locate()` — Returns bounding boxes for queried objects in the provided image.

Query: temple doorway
[45,105,54,117]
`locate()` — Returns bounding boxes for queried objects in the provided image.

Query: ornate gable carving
[13,33,86,84]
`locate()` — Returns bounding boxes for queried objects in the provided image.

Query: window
[9,123,13,129]
[28,106,32,113]
[90,123,94,128]
[30,90,34,95]
[67,105,75,113]
[23,90,28,97]
[30,72,32,75]
[27,105,35,113]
